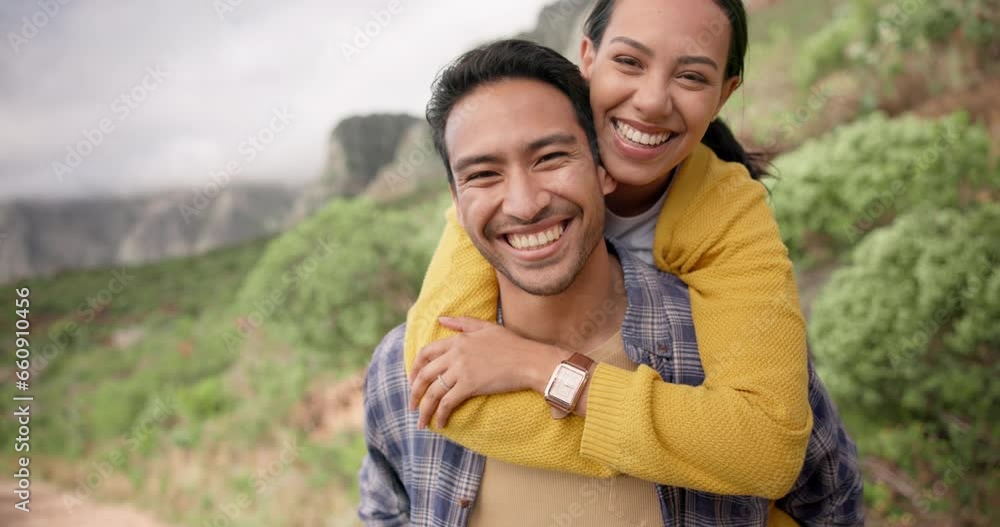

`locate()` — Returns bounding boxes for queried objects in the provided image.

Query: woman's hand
[408,316,568,429]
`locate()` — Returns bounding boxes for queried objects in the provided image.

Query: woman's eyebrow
[609,36,654,56]
[678,55,719,70]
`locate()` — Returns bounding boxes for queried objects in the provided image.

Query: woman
[406,0,811,519]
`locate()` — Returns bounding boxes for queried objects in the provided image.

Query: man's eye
[466,171,496,182]
[538,152,568,164]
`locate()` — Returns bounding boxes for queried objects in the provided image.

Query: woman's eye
[679,72,708,84]
[613,56,641,68]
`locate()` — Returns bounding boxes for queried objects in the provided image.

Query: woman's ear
[715,75,741,116]
[598,164,616,196]
[580,37,596,81]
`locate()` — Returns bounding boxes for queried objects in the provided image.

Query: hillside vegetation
[2,1,997,526]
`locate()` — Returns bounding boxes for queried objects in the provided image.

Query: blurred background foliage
[1,0,997,526]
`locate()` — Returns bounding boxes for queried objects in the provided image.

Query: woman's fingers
[434,383,470,428]
[409,348,451,411]
[417,373,454,429]
[409,338,451,384]
[438,316,490,332]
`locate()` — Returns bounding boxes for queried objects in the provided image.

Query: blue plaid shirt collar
[359,241,863,526]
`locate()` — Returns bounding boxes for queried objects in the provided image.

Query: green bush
[792,3,870,88]
[810,204,1000,519]
[792,0,995,91]
[769,112,993,263]
[234,194,447,368]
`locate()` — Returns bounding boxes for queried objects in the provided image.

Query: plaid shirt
[359,243,864,526]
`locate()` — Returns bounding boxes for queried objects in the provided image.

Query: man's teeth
[508,224,565,250]
[615,120,671,146]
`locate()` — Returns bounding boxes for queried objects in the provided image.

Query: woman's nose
[631,77,673,121]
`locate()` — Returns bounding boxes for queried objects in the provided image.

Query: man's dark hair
[426,39,599,186]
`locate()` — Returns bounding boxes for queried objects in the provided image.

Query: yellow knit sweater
[403,144,812,508]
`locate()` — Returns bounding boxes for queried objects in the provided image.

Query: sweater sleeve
[582,160,813,498]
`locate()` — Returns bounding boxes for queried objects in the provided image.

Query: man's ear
[580,37,596,81]
[449,184,464,226]
[715,76,741,117]
[597,164,616,197]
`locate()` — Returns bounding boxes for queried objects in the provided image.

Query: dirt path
[0,481,175,527]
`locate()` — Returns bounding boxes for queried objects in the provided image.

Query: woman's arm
[403,205,617,478]
[406,163,812,497]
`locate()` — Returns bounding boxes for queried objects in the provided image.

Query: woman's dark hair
[426,39,600,186]
[583,0,769,180]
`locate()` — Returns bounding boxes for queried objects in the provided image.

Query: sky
[0,0,559,201]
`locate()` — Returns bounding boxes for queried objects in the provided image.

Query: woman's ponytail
[701,118,769,180]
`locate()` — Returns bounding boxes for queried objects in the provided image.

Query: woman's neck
[605,166,677,217]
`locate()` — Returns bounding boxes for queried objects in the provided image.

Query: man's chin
[496,266,576,297]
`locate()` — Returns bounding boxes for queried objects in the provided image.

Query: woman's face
[581,0,741,189]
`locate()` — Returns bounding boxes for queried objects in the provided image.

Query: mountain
[2,0,593,284]
[0,184,298,283]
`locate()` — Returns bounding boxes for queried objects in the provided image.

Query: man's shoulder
[364,324,408,404]
[616,243,691,307]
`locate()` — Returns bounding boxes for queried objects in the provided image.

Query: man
[358,39,863,526]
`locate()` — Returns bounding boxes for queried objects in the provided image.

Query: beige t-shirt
[468,330,663,527]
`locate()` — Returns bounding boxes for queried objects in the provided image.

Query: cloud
[0,0,554,200]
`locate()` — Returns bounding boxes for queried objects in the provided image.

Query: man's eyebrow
[527,132,578,152]
[609,36,655,57]
[452,153,502,175]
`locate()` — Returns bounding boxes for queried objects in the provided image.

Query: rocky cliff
[2,0,594,284]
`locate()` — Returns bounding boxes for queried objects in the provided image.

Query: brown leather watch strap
[564,352,594,373]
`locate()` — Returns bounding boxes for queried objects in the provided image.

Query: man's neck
[497,242,627,352]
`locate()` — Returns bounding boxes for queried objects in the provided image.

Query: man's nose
[501,169,550,221]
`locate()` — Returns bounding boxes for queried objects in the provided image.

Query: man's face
[446,78,615,296]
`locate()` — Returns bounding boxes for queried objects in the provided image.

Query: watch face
[548,363,586,406]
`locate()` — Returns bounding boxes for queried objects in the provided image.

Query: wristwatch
[543,352,595,419]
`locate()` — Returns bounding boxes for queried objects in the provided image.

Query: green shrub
[792,2,871,88]
[792,0,995,91]
[234,194,447,368]
[810,204,1000,519]
[177,376,234,421]
[770,112,993,264]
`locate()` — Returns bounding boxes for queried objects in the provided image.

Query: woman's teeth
[614,120,672,147]
[507,223,565,250]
